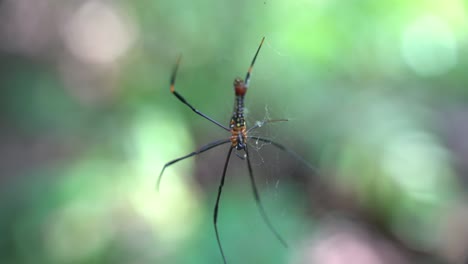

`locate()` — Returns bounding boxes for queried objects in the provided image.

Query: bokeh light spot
[44,200,113,263]
[401,15,457,76]
[128,108,202,245]
[63,0,136,65]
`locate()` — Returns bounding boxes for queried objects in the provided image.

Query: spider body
[158,37,314,264]
[230,78,248,150]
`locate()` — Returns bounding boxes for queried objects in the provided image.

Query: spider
[158,37,314,263]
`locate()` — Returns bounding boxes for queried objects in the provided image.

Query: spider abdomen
[230,125,247,150]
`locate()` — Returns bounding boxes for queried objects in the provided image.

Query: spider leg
[214,147,233,264]
[170,56,230,131]
[244,145,288,248]
[249,136,319,175]
[157,138,231,190]
[244,37,265,88]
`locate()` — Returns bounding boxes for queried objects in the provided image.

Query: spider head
[234,78,247,96]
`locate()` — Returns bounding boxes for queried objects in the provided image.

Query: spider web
[247,105,279,151]
[245,104,293,192]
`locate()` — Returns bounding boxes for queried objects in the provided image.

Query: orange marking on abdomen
[230,126,247,147]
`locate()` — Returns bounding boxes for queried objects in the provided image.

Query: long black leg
[247,118,289,133]
[214,147,233,264]
[249,136,319,174]
[244,145,288,248]
[170,56,230,131]
[157,139,231,190]
[244,37,265,88]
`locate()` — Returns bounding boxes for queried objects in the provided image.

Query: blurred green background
[1,0,468,263]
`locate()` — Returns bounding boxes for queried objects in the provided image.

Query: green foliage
[0,0,466,263]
